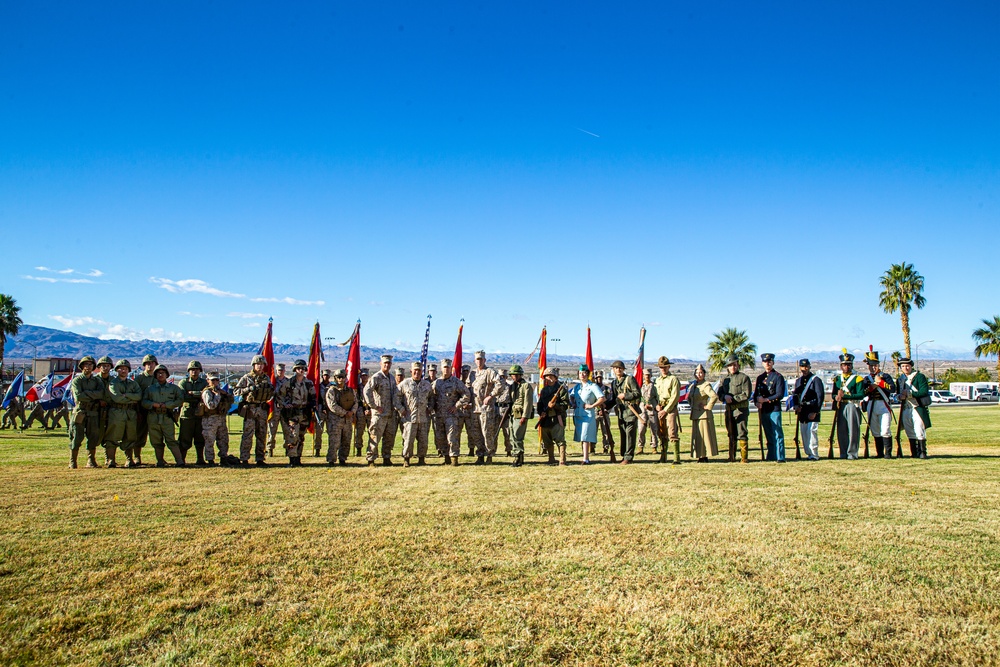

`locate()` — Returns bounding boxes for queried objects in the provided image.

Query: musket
[828,397,840,459]
[793,413,802,460]
[862,400,872,458]
[757,407,765,460]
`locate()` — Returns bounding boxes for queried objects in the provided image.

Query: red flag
[452,319,464,376]
[306,322,324,433]
[585,326,594,380]
[342,321,361,390]
[538,326,547,375]
[633,326,646,387]
[259,318,276,415]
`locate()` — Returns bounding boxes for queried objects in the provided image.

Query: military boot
[474,456,485,466]
[637,445,645,455]
[451,457,460,466]
[167,444,185,466]
[355,445,362,457]
[105,445,118,468]
[195,447,206,466]
[908,438,919,458]
[403,458,410,468]
[125,447,136,468]
[444,454,452,465]
[882,438,893,459]
[69,448,79,469]
[728,441,737,462]
[672,439,681,465]
[738,439,749,463]
[135,449,143,466]
[558,445,567,466]
[382,457,393,467]
[547,445,556,465]
[919,440,928,459]
[314,445,321,457]
[417,457,426,466]
[486,455,493,464]
[86,448,99,468]
[511,453,521,468]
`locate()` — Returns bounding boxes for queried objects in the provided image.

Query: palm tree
[0,294,24,377]
[707,327,757,373]
[972,316,1000,381]
[891,350,901,374]
[878,262,926,358]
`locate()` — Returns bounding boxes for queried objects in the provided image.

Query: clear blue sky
[2,1,997,359]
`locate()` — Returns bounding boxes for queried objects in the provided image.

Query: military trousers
[868,400,892,438]
[477,408,500,457]
[724,406,749,459]
[105,408,137,458]
[313,411,329,452]
[240,405,269,463]
[435,416,462,458]
[266,410,289,448]
[900,403,927,440]
[51,408,70,430]
[638,407,659,449]
[498,407,511,453]
[798,421,820,460]
[657,410,680,443]
[147,413,183,465]
[135,408,149,454]
[367,413,397,462]
[178,417,205,461]
[539,422,566,453]
[201,414,230,461]
[836,402,861,459]
[284,410,311,458]
[353,413,368,455]
[432,415,446,455]
[507,416,528,457]
[401,419,430,460]
[617,418,637,461]
[459,414,484,456]
[69,412,101,451]
[324,414,352,463]
[25,407,50,430]
[761,410,785,462]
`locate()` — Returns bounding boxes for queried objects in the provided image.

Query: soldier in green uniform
[69,356,106,469]
[177,360,208,465]
[95,355,114,451]
[719,355,752,463]
[106,358,142,467]
[506,365,534,468]
[134,354,159,466]
[611,360,642,464]
[832,350,864,459]
[896,357,932,459]
[142,364,186,467]
[234,355,275,466]
[537,367,570,465]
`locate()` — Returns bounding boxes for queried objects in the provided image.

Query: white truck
[949,382,998,401]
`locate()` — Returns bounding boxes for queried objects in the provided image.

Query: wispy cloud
[150,277,324,306]
[228,312,266,319]
[368,300,384,307]
[243,322,262,328]
[23,275,101,284]
[249,296,325,306]
[35,267,104,277]
[178,311,208,318]
[49,315,187,341]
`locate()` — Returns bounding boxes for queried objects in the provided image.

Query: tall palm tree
[707,327,757,373]
[0,294,24,377]
[891,350,902,374]
[972,316,1000,381]
[878,262,926,358]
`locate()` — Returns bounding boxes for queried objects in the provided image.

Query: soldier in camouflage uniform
[469,350,506,464]
[537,367,570,465]
[457,364,485,458]
[142,364,186,467]
[267,362,289,456]
[427,363,445,456]
[363,355,403,466]
[323,369,356,465]
[49,399,71,431]
[201,372,234,465]
[433,359,466,465]
[106,358,142,467]
[1,395,25,431]
[134,354,159,466]
[23,400,50,430]
[95,356,114,448]
[234,355,275,466]
[313,369,332,457]
[69,356,106,469]
[353,368,371,457]
[277,359,315,466]
[177,360,208,465]
[505,365,534,468]
[637,368,659,455]
[393,366,406,441]
[398,362,433,466]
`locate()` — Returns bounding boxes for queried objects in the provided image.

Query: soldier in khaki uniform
[69,356,106,469]
[142,364,186,467]
[654,356,682,465]
[637,368,659,455]
[719,354,752,463]
[611,360,642,464]
[200,372,234,465]
[134,354,159,466]
[323,369,356,465]
[457,364,485,458]
[469,350,506,464]
[177,360,208,465]
[353,368,370,458]
[267,363,289,456]
[234,355,275,466]
[277,359,315,467]
[313,369,332,457]
[106,359,142,467]
[398,362,433,466]
[537,367,570,465]
[505,365,534,467]
[432,359,466,465]
[363,355,403,466]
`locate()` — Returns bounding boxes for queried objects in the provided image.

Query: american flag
[420,315,431,376]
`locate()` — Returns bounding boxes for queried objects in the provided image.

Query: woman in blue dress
[569,365,607,464]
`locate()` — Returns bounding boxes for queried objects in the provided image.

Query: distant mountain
[774,346,974,363]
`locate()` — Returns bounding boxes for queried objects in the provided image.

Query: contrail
[575,127,600,138]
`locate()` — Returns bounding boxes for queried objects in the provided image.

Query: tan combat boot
[69,449,79,469]
[86,448,99,468]
[403,458,410,468]
[739,439,749,463]
[547,445,556,465]
[558,445,567,466]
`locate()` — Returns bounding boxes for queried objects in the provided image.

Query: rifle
[862,401,872,458]
[828,397,840,459]
[793,414,801,460]
[757,408,765,460]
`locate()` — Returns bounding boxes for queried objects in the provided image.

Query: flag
[585,326,594,380]
[40,373,73,410]
[452,319,464,377]
[2,371,24,409]
[538,326,547,376]
[419,315,432,376]
[306,322,324,433]
[258,318,275,383]
[64,370,76,407]
[24,373,47,403]
[343,321,362,391]
[679,381,692,404]
[633,326,646,387]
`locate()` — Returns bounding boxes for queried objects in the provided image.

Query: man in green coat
[505,365,534,468]
[69,356,106,469]
[134,354,159,466]
[95,355,114,451]
[719,355,752,463]
[611,360,642,464]
[107,359,142,467]
[896,357,932,459]
[142,364,185,467]
[177,360,208,465]
[537,367,569,465]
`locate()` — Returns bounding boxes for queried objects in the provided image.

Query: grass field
[1,406,998,666]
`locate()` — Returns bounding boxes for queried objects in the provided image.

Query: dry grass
[1,406,999,666]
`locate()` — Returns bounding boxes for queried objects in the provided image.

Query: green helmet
[78,355,97,370]
[153,364,170,377]
[115,358,132,371]
[187,360,203,371]
[142,354,158,365]
[252,355,267,365]
[97,355,114,367]
[509,364,524,375]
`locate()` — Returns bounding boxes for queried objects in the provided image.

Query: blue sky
[2,1,997,359]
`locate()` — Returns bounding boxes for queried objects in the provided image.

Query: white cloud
[48,315,187,341]
[228,312,267,318]
[178,311,208,318]
[249,296,325,306]
[149,277,245,298]
[34,267,104,278]
[23,275,100,284]
[243,322,262,328]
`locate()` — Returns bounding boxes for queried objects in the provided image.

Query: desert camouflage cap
[333,369,346,379]
[321,368,331,376]
[380,354,393,362]
[410,362,422,370]
[206,371,220,380]
[474,350,486,359]
[394,367,405,376]
[542,367,559,378]
[293,359,307,369]
[251,355,267,365]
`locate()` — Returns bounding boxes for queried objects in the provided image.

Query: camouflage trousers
[284,410,311,458]
[401,419,430,460]
[240,405,269,463]
[266,410,289,448]
[476,408,500,457]
[367,414,396,462]
[324,414,352,463]
[201,414,229,461]
[105,408,137,458]
[434,415,462,458]
[353,414,367,455]
[459,414,484,456]
[638,407,660,449]
[147,412,183,465]
[313,412,329,453]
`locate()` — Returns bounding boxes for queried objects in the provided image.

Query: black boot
[919,440,928,459]
[883,438,893,459]
[474,455,485,466]
[909,438,918,458]
[511,453,522,468]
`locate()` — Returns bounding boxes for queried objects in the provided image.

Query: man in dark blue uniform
[753,353,787,462]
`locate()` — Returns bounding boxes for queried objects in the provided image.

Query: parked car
[678,400,691,414]
[930,390,960,403]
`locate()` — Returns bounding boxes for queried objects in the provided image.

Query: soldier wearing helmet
[505,365,535,468]
[276,359,314,466]
[201,372,234,466]
[95,355,114,455]
[323,368,356,465]
[141,364,186,466]
[266,362,289,457]
[133,354,159,466]
[67,356,106,468]
[177,360,208,465]
[106,359,142,467]
[352,368,371,457]
[313,368,333,458]
[233,354,275,466]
